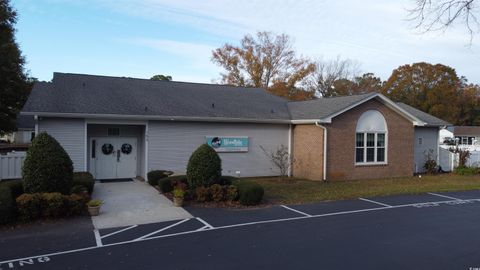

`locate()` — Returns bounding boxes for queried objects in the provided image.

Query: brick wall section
[325,98,414,181]
[292,124,324,180]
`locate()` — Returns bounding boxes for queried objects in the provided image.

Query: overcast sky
[12,0,480,84]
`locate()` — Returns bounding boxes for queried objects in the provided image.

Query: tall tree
[408,0,479,43]
[457,83,480,125]
[308,56,360,97]
[211,31,315,100]
[331,73,383,96]
[0,0,31,135]
[150,74,172,81]
[381,62,463,124]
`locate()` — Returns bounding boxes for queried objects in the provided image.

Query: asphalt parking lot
[2,190,480,269]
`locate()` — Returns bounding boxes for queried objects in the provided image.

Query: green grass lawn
[242,174,480,204]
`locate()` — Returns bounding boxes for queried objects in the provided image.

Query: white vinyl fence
[439,146,480,171]
[0,151,26,180]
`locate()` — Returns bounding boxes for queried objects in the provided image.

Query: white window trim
[355,131,388,166]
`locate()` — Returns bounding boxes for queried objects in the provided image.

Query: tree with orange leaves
[211,31,316,100]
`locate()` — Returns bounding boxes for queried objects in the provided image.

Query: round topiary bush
[22,132,73,195]
[186,144,222,189]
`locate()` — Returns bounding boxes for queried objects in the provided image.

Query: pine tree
[0,0,31,134]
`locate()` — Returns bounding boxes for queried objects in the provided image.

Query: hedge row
[155,175,238,194]
[0,171,95,225]
[16,193,87,222]
[194,184,238,202]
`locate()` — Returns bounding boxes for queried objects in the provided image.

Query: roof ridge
[287,92,377,104]
[52,72,266,91]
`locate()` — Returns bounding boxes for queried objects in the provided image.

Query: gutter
[315,121,327,182]
[20,111,292,125]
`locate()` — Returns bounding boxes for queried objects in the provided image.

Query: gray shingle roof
[453,126,480,136]
[287,93,377,120]
[22,73,449,126]
[16,115,35,129]
[22,73,291,121]
[395,102,451,127]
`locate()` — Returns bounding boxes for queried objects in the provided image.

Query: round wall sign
[102,143,114,155]
[121,143,132,154]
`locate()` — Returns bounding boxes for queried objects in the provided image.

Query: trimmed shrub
[233,181,264,206]
[157,175,188,193]
[71,185,87,194]
[16,192,87,221]
[41,193,64,218]
[2,179,24,199]
[158,178,174,193]
[16,193,43,221]
[216,176,238,186]
[147,170,173,186]
[210,184,224,202]
[195,186,209,202]
[0,186,14,224]
[186,144,222,189]
[22,132,73,194]
[65,194,86,216]
[73,172,95,194]
[225,185,238,201]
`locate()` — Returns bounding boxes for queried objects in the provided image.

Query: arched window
[355,110,387,164]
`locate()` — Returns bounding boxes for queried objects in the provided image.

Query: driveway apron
[90,180,192,229]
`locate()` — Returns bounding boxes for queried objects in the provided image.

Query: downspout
[315,121,327,182]
[288,124,292,177]
[34,115,39,136]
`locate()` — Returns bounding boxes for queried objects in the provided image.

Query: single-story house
[0,115,35,144]
[452,126,480,145]
[21,73,450,181]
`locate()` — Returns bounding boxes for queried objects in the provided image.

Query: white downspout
[34,115,39,135]
[288,124,292,177]
[315,121,327,181]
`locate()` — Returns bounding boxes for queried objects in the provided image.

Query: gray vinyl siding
[147,121,290,177]
[414,127,439,173]
[38,118,86,172]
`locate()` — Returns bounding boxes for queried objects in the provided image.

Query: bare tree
[408,0,479,43]
[307,56,361,97]
[259,145,293,178]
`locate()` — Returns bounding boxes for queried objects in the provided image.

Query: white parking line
[134,219,190,241]
[196,226,208,231]
[2,197,480,266]
[427,192,462,201]
[196,217,214,229]
[358,198,392,207]
[100,225,138,239]
[93,230,102,247]
[280,205,312,217]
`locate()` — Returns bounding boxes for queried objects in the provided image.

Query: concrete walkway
[91,180,192,229]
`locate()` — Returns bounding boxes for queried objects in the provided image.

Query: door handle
[117,150,120,162]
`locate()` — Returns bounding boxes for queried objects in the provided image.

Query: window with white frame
[355,110,387,164]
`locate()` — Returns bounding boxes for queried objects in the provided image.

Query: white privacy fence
[0,151,26,180]
[439,146,480,171]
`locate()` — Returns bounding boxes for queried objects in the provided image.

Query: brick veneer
[292,124,324,180]
[325,98,414,180]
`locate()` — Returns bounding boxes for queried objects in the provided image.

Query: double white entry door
[94,137,137,179]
